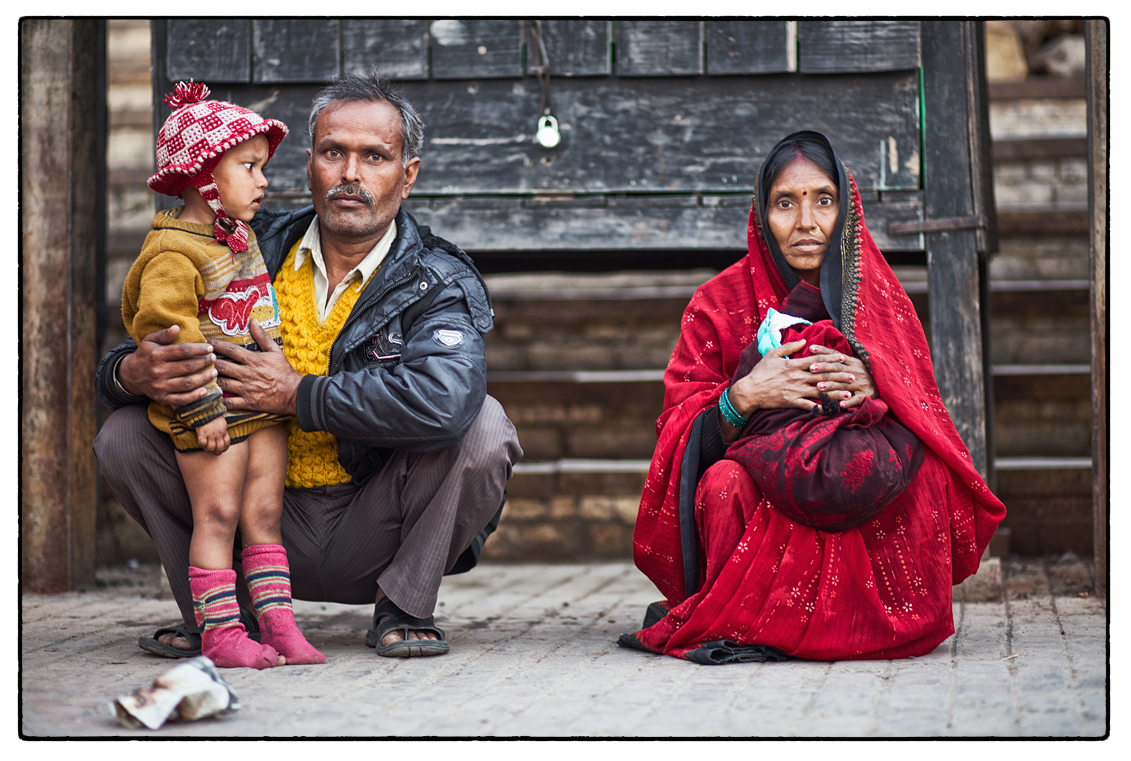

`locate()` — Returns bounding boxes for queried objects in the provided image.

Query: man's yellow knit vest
[275,240,377,488]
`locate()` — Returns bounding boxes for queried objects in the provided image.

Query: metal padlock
[535,114,561,148]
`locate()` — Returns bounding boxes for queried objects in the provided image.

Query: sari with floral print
[626,132,1005,662]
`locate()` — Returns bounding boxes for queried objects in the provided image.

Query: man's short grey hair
[307,73,424,165]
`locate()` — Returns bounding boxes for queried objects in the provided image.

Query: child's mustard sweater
[122,208,287,451]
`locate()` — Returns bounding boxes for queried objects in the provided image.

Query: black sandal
[138,622,202,658]
[137,607,260,658]
[364,597,449,657]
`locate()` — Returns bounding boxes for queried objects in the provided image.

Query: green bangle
[719,388,749,428]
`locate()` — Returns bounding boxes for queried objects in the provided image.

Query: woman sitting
[622,131,1005,664]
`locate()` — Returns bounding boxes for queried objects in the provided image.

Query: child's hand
[197,416,230,455]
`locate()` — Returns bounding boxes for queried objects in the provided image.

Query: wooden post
[20,19,105,591]
[920,20,994,478]
[1085,19,1107,599]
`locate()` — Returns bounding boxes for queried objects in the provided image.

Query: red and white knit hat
[148,81,288,253]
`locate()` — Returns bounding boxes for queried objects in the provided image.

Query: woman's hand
[729,340,819,415]
[720,339,866,442]
[730,339,862,415]
[720,339,847,441]
[805,344,878,409]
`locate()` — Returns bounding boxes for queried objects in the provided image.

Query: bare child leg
[177,440,283,669]
[238,426,325,665]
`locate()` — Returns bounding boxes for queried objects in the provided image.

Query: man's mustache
[325,183,375,206]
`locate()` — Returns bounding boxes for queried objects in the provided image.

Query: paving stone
[20,562,1107,738]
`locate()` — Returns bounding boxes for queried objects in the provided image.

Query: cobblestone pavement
[20,558,1107,739]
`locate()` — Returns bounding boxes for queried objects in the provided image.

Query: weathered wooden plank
[413,199,746,251]
[426,74,917,194]
[615,20,703,76]
[527,19,610,77]
[188,83,322,191]
[1085,19,1107,598]
[233,72,916,197]
[213,73,919,196]
[252,19,340,83]
[705,20,790,74]
[20,19,101,591]
[798,20,920,73]
[967,23,998,256]
[404,195,922,252]
[921,20,987,476]
[430,19,522,79]
[971,22,997,486]
[166,19,250,83]
[864,200,927,252]
[342,19,429,80]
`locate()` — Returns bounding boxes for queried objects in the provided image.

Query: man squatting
[94,73,523,658]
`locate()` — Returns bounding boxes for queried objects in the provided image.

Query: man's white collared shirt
[293,218,397,322]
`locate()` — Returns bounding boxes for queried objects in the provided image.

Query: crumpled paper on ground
[111,656,240,729]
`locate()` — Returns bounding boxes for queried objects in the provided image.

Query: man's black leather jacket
[96,205,494,486]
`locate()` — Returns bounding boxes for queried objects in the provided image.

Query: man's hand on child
[197,415,231,455]
[211,319,302,416]
[121,325,217,407]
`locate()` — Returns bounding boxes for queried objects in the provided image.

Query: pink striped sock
[241,545,325,665]
[189,566,281,669]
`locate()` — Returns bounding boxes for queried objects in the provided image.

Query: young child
[122,81,324,669]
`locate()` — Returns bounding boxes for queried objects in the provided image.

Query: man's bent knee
[457,395,522,471]
[93,405,155,481]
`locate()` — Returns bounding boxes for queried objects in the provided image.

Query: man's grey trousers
[93,397,522,632]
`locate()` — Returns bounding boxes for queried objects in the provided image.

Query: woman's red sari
[630,143,1005,662]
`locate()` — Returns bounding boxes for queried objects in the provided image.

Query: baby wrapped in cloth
[725,281,925,532]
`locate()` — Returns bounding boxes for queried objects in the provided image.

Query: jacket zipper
[326,266,422,374]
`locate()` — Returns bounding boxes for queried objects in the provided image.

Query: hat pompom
[165,80,211,110]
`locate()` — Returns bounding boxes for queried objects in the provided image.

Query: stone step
[513,458,652,476]
[993,385,1092,459]
[992,363,1089,375]
[485,272,706,374]
[992,136,1087,161]
[995,456,1091,470]
[990,279,1089,292]
[486,270,714,302]
[988,75,1085,101]
[488,378,663,461]
[993,459,1093,557]
[997,208,1089,236]
[491,458,650,561]
[489,370,665,383]
[494,452,1097,561]
[493,363,1091,383]
[991,234,1090,281]
[989,288,1089,365]
[488,365,1092,463]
